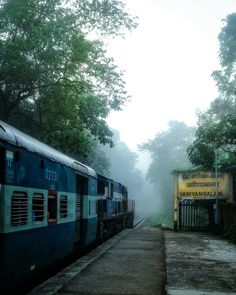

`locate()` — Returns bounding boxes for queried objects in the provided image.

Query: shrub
[150,215,172,228]
[223,223,236,244]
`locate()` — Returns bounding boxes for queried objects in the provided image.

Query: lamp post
[215,149,219,227]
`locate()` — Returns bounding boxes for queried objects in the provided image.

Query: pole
[173,171,178,231]
[215,149,219,227]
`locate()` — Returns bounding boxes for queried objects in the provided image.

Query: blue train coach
[0,120,135,292]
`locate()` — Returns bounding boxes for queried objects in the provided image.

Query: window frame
[32,193,44,223]
[59,195,68,219]
[11,191,28,226]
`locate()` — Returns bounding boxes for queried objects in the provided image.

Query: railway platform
[165,230,236,295]
[26,219,236,295]
[27,219,166,295]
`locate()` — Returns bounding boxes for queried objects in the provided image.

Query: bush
[223,223,236,244]
[150,214,172,228]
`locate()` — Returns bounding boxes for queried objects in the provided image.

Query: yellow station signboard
[173,170,233,230]
[176,171,231,200]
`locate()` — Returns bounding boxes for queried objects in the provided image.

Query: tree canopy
[140,121,194,221]
[188,13,236,169]
[187,97,236,168]
[87,129,144,199]
[0,0,137,155]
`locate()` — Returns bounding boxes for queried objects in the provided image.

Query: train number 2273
[45,168,58,182]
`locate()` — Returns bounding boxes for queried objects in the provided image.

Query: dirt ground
[164,230,236,295]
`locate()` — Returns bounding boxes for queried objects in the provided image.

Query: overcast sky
[106,0,236,151]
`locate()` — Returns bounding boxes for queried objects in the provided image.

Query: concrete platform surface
[165,231,236,295]
[28,224,166,295]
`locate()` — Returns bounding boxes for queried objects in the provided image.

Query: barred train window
[60,195,68,218]
[32,193,44,222]
[11,192,28,226]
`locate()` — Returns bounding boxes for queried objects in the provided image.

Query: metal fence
[178,200,236,232]
[179,200,215,231]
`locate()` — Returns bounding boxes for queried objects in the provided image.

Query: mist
[103,0,236,224]
[85,124,195,223]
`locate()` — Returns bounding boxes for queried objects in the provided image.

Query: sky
[106,0,236,152]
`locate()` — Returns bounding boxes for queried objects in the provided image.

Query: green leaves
[140,121,194,184]
[0,0,136,157]
[140,121,194,221]
[188,13,236,169]
[187,97,236,168]
[74,0,138,36]
[218,14,236,73]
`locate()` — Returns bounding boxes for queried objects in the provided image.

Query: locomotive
[0,120,135,292]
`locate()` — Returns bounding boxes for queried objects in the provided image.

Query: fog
[2,0,236,225]
[107,0,236,149]
[105,1,236,223]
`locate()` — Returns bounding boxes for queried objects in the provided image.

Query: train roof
[0,120,96,178]
[97,173,127,189]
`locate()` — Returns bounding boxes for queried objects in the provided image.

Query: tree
[140,121,194,221]
[0,0,137,155]
[86,129,144,203]
[188,13,236,169]
[82,139,111,176]
[187,97,236,168]
[105,130,144,199]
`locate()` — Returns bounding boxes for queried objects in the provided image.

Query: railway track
[134,213,149,227]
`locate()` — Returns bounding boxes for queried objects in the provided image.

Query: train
[0,120,135,292]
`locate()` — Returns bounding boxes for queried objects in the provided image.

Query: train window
[32,193,44,222]
[60,195,68,218]
[97,180,105,195]
[11,192,28,226]
[48,194,57,222]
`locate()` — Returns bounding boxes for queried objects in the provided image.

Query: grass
[149,214,172,228]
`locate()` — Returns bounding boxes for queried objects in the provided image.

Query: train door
[47,190,57,225]
[74,174,87,242]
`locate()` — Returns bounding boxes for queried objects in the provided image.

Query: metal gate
[179,199,215,231]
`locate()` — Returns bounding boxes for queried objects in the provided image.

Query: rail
[134,214,149,228]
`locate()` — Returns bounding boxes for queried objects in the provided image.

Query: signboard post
[215,150,219,226]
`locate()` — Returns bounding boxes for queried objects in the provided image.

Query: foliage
[140,121,194,221]
[0,0,137,156]
[187,97,236,168]
[188,13,236,169]
[82,139,111,176]
[149,214,171,228]
[87,129,144,199]
[140,121,194,184]
[223,223,236,244]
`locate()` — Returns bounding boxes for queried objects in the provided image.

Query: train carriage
[0,121,97,290]
[0,120,135,292]
[97,174,133,238]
